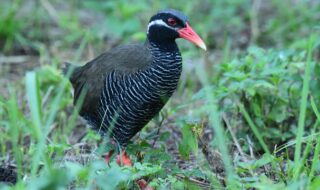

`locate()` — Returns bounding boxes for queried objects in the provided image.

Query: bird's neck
[147,38,179,52]
[145,39,182,66]
[144,39,182,94]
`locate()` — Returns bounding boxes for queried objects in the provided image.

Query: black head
[147,9,206,50]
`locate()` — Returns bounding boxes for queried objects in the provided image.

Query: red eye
[168,18,177,26]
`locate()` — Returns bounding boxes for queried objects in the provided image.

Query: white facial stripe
[147,19,174,34]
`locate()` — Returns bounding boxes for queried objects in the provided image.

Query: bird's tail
[62,62,76,77]
[62,62,84,88]
[0,167,17,185]
[62,62,83,84]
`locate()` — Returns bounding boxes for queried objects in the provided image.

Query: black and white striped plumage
[96,42,182,146]
[67,9,206,147]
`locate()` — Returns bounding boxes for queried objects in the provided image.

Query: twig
[176,173,213,189]
[0,56,31,64]
[222,114,247,162]
[40,0,60,24]
[41,86,54,108]
[152,112,166,147]
[250,0,261,43]
[246,135,255,159]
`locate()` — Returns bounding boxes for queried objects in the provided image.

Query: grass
[195,60,236,187]
[293,35,315,181]
[0,0,320,189]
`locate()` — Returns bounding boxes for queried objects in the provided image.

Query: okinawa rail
[66,9,206,165]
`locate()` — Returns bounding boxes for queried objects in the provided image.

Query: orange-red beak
[178,22,207,51]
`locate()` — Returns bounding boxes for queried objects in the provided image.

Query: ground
[0,0,320,189]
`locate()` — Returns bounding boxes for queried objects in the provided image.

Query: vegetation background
[0,0,319,189]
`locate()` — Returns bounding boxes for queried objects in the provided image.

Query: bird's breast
[93,50,183,144]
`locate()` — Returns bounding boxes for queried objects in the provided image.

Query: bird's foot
[104,150,152,189]
[116,151,132,166]
[104,150,132,167]
[104,150,114,165]
[137,179,154,190]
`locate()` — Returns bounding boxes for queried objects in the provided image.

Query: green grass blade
[293,35,315,180]
[6,88,24,181]
[25,71,43,138]
[310,97,320,121]
[309,97,320,182]
[195,62,236,187]
[309,137,320,183]
[25,71,45,177]
[238,103,270,154]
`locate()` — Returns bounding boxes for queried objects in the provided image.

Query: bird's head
[147,9,207,51]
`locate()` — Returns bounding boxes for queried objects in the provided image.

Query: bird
[0,167,17,184]
[65,9,206,166]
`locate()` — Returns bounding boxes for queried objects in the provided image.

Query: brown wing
[68,43,152,116]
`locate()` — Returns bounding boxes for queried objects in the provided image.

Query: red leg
[104,150,114,165]
[116,151,132,166]
[104,149,153,189]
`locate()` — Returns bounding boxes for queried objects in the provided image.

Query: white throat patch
[147,19,174,34]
